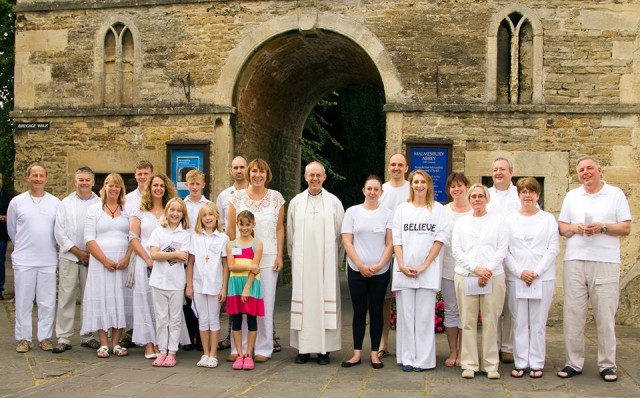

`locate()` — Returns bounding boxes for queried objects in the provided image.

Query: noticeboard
[166,141,211,199]
[406,141,453,203]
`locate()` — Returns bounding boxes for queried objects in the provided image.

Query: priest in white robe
[287,161,345,365]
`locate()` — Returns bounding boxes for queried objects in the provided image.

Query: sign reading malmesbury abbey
[11,0,640,323]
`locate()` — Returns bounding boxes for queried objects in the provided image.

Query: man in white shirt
[215,156,248,352]
[122,159,153,348]
[8,163,61,353]
[486,157,520,364]
[216,156,248,231]
[378,153,410,357]
[287,161,345,365]
[52,167,101,353]
[557,156,631,382]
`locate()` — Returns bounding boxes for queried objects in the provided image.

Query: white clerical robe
[287,188,344,354]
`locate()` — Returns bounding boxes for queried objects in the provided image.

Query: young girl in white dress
[148,198,191,367]
[186,202,229,368]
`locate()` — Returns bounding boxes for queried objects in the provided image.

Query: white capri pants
[152,288,184,354]
[193,293,222,331]
[395,288,436,369]
[441,278,462,328]
[14,265,57,342]
[231,253,278,358]
[506,279,555,370]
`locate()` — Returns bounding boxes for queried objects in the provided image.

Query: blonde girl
[226,210,264,370]
[148,198,191,367]
[186,202,229,368]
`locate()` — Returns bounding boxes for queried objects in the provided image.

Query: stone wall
[11,0,640,323]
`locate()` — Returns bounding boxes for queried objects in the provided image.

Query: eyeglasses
[469,194,486,199]
[519,190,537,196]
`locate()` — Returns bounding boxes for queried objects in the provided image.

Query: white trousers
[441,278,461,328]
[506,279,555,370]
[231,254,278,358]
[395,288,436,369]
[563,260,620,372]
[193,293,221,331]
[152,288,184,354]
[14,265,57,342]
[55,258,91,344]
[455,273,506,373]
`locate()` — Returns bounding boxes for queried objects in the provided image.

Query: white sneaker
[196,355,209,367]
[205,356,219,368]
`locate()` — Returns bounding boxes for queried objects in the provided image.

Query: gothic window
[103,23,135,106]
[487,7,543,104]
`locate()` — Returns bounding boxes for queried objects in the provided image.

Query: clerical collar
[308,190,323,197]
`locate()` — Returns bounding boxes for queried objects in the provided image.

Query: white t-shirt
[148,225,191,291]
[125,189,143,215]
[558,182,632,263]
[487,183,521,218]
[505,210,560,281]
[8,192,60,267]
[452,212,508,277]
[189,229,229,295]
[341,204,393,275]
[442,204,472,280]
[216,185,235,232]
[391,201,449,290]
[184,195,210,231]
[380,181,410,215]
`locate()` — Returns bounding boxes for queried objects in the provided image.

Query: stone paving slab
[1,270,640,397]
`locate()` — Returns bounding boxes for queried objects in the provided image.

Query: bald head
[388,153,408,183]
[230,156,248,183]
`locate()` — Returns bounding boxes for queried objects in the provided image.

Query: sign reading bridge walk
[15,122,50,131]
[406,141,452,204]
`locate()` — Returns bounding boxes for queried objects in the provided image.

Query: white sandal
[113,345,128,357]
[196,355,209,367]
[205,357,219,368]
[96,346,110,358]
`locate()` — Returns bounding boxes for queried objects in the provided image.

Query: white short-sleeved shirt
[8,192,60,267]
[184,195,210,231]
[148,225,191,291]
[442,204,472,280]
[487,183,520,218]
[341,204,393,275]
[216,185,235,232]
[189,229,229,295]
[380,181,410,215]
[391,201,449,290]
[125,189,143,215]
[558,182,632,263]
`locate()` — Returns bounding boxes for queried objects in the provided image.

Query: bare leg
[200,330,210,356]
[209,330,219,359]
[344,349,362,364]
[111,328,123,348]
[445,326,459,366]
[98,330,109,347]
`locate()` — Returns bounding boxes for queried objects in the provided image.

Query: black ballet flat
[341,359,361,368]
[370,360,384,369]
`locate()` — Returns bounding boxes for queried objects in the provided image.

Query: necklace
[29,194,44,205]
[204,234,213,263]
[105,203,119,218]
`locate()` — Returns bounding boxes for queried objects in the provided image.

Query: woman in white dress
[341,175,393,369]
[392,169,449,372]
[226,159,285,362]
[441,172,472,368]
[82,173,133,358]
[130,173,177,358]
[505,177,559,379]
[452,184,508,380]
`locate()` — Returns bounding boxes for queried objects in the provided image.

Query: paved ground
[1,266,639,397]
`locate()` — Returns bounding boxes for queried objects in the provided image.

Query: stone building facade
[11,0,640,324]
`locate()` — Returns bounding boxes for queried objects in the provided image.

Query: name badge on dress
[465,277,493,295]
[232,247,242,256]
[516,279,543,299]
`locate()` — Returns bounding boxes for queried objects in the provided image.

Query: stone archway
[213,8,403,199]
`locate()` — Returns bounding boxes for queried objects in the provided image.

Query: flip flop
[273,337,282,353]
[530,369,544,379]
[377,350,389,358]
[511,369,525,378]
[217,339,231,351]
[557,365,582,378]
[600,368,617,382]
[444,358,456,367]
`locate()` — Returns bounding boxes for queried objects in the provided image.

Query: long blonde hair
[408,169,434,210]
[195,202,222,234]
[159,197,190,230]
[100,173,126,207]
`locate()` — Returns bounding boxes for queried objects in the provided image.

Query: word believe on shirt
[403,223,437,232]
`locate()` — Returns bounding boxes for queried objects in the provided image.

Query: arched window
[487,7,543,104]
[102,22,135,106]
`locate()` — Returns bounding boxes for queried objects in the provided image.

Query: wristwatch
[601,224,608,234]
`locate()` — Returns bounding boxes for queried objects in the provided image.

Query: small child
[186,202,229,368]
[148,198,191,367]
[226,210,264,370]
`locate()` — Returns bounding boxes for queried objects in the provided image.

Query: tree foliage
[0,0,15,188]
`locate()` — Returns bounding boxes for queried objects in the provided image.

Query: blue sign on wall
[170,149,203,198]
[408,145,451,203]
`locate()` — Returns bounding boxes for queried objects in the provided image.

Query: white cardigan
[452,212,508,277]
